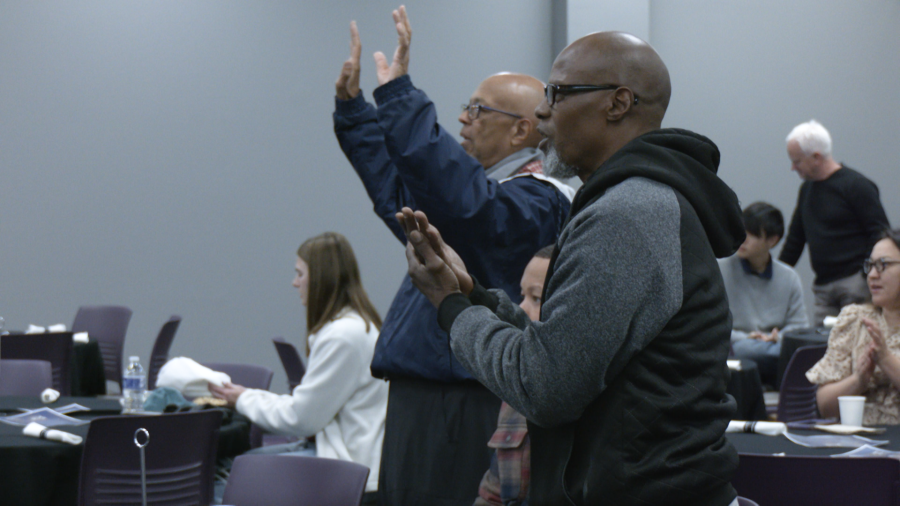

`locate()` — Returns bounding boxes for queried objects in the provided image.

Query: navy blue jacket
[333,75,570,382]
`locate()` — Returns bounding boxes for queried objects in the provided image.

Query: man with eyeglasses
[331,7,573,506]
[779,120,890,326]
[401,30,745,506]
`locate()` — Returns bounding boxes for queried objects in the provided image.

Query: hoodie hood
[569,128,744,258]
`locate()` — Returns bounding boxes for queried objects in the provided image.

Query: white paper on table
[47,324,67,332]
[832,444,900,459]
[823,316,839,328]
[155,357,232,398]
[25,325,46,334]
[54,403,89,414]
[22,422,82,445]
[812,424,885,435]
[726,420,786,436]
[72,332,89,343]
[0,407,88,427]
[783,432,888,448]
[726,360,742,371]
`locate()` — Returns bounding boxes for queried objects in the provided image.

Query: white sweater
[236,310,388,492]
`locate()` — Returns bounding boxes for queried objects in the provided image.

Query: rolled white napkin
[22,422,83,445]
[726,420,787,436]
[25,325,46,334]
[823,316,838,328]
[726,360,742,371]
[47,324,67,332]
[41,388,60,404]
[72,332,89,344]
[155,357,232,398]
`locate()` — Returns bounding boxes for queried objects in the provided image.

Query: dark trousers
[377,377,502,506]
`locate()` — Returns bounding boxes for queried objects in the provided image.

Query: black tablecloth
[0,396,250,506]
[728,424,900,456]
[727,360,767,421]
[776,327,830,389]
[71,339,106,396]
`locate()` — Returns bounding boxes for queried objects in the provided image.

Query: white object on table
[22,422,83,445]
[25,325,46,334]
[155,357,232,398]
[41,388,60,404]
[838,395,866,427]
[47,324,67,332]
[823,316,838,328]
[73,332,89,344]
[726,420,787,436]
[726,359,742,371]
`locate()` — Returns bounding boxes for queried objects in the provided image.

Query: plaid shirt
[474,402,530,506]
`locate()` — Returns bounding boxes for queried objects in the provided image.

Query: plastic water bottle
[123,356,147,414]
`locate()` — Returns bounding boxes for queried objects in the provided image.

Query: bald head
[459,73,546,168]
[536,31,671,179]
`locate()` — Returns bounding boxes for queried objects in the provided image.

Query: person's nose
[292,276,300,288]
[535,100,550,120]
[459,109,471,125]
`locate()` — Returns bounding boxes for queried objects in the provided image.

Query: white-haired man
[779,120,890,325]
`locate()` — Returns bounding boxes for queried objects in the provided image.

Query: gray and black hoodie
[439,128,745,505]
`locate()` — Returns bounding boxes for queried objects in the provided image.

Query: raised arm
[333,20,412,243]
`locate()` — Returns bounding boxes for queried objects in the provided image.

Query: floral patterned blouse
[806,304,900,425]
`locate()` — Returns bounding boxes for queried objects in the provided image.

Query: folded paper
[726,420,787,436]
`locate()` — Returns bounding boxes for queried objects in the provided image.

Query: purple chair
[273,337,306,391]
[78,410,222,506]
[222,454,369,506]
[777,344,827,422]
[72,305,133,391]
[147,316,182,390]
[733,454,900,505]
[201,362,274,449]
[737,497,759,506]
[0,359,53,395]
[0,332,73,395]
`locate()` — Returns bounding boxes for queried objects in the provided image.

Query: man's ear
[606,88,636,122]
[509,118,533,147]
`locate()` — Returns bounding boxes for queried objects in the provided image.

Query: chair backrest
[0,359,53,395]
[222,454,369,506]
[272,337,306,391]
[200,362,274,391]
[733,454,900,506]
[777,344,827,422]
[148,316,182,390]
[72,305,133,389]
[737,497,759,506]
[78,410,223,506]
[0,333,73,395]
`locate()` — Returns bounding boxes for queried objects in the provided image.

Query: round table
[776,327,830,389]
[0,396,250,506]
[728,424,900,456]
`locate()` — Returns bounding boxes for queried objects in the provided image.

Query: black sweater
[779,166,890,284]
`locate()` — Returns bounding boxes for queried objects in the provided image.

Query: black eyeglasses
[461,103,522,121]
[544,83,638,107]
[863,257,900,275]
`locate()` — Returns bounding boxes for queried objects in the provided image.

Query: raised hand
[397,207,473,295]
[398,207,472,307]
[335,21,362,100]
[373,5,411,86]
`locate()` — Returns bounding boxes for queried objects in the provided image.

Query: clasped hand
[397,207,473,308]
[335,5,412,100]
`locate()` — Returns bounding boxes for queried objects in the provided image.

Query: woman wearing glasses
[807,229,900,424]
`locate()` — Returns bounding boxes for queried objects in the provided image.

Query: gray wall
[2,1,898,393]
[651,0,900,322]
[0,1,554,392]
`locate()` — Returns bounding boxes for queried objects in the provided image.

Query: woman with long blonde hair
[211,232,387,500]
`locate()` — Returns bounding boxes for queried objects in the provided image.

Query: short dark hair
[742,202,784,240]
[534,245,555,259]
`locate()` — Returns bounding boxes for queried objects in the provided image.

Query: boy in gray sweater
[720,202,809,384]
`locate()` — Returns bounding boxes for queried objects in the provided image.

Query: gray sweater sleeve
[449,178,684,428]
[779,267,810,339]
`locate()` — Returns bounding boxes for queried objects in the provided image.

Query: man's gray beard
[544,146,580,179]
